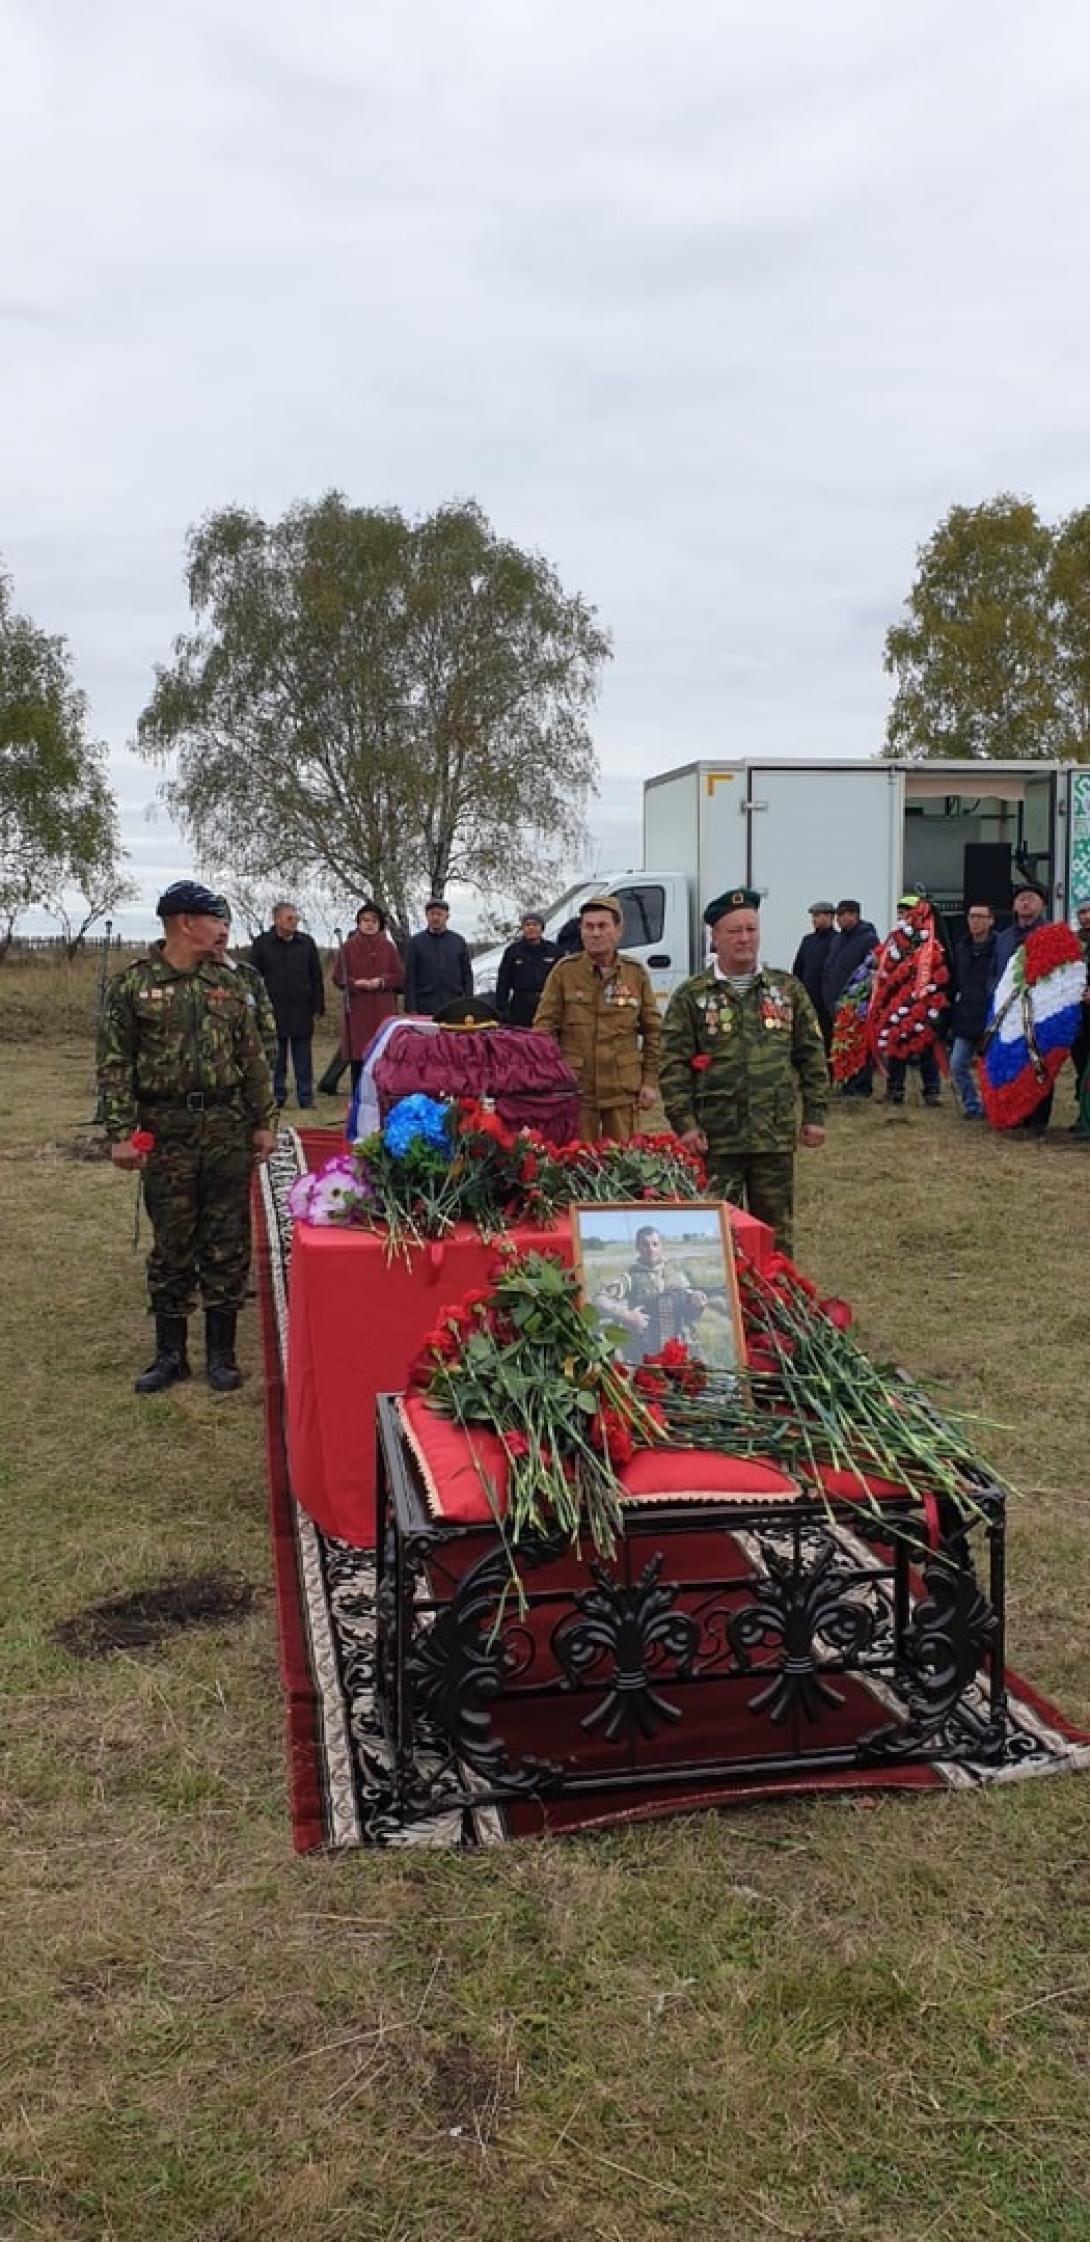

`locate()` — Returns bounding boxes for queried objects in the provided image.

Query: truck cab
[473,875,694,1009]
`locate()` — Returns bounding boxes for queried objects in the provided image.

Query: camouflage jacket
[96,948,277,1139]
[532,951,660,1103]
[660,965,829,1152]
[596,1259,702,1353]
[223,953,279,1068]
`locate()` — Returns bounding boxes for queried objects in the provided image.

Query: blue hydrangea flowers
[381,1095,453,1160]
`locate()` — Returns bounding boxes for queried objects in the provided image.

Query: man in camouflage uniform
[660,887,828,1253]
[97,880,278,1394]
[532,895,660,1142]
[595,1224,708,1363]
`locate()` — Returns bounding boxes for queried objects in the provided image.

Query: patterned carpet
[255,1129,1090,1852]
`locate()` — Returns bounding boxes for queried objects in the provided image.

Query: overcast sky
[5,0,1090,933]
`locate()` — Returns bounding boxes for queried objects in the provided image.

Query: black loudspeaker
[963,842,1013,911]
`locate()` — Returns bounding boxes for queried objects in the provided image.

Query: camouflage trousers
[706,1152,795,1255]
[140,1108,254,1315]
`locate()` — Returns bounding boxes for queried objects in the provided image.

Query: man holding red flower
[97,879,278,1394]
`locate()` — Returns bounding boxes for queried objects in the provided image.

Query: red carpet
[256,1129,1090,1851]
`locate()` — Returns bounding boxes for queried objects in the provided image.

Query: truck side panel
[744,765,902,969]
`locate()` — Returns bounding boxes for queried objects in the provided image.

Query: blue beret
[157,880,230,920]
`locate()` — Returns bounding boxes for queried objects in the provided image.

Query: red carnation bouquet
[297,1096,707,1256]
[411,1247,1002,1593]
[409,1252,669,1593]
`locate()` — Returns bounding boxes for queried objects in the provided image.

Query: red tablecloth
[286,1206,774,1546]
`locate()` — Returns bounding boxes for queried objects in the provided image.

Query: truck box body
[644,758,1081,984]
[472,762,1090,1008]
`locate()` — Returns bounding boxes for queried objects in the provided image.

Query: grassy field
[2,956,1089,2242]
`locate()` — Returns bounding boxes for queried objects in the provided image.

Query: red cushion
[399,1397,800,1521]
[816,1465,908,1503]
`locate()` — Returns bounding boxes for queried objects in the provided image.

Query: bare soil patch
[51,1571,257,1657]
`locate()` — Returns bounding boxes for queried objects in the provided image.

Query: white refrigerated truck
[474,759,1090,1006]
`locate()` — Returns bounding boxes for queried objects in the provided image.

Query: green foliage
[0,565,128,953]
[883,494,1090,761]
[137,494,611,933]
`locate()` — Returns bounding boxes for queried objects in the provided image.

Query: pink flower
[287,1173,317,1221]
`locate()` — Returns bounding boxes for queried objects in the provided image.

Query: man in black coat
[791,901,836,1049]
[496,910,559,1027]
[250,901,326,1109]
[821,899,879,1096]
[949,903,996,1120]
[404,898,473,1017]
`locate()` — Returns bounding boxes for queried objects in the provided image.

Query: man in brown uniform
[532,895,660,1142]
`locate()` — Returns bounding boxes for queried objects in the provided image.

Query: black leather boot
[205,1307,243,1392]
[134,1314,190,1394]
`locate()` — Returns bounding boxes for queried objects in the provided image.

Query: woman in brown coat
[332,904,405,1087]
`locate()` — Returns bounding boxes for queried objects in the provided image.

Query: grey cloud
[5,0,1090,933]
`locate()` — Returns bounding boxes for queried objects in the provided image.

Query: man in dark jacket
[791,901,836,1048]
[949,903,996,1119]
[988,881,1053,1134]
[496,910,559,1027]
[404,898,473,1017]
[822,899,879,1096]
[250,901,326,1110]
[990,879,1049,983]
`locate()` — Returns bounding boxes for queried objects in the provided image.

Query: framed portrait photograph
[571,1201,745,1376]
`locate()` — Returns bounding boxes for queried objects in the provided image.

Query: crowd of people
[96,873,1090,1396]
[790,885,1090,1137]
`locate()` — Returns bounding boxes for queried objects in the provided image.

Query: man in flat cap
[791,900,837,1050]
[660,887,828,1252]
[96,880,278,1394]
[249,899,326,1110]
[532,895,660,1142]
[496,910,559,1027]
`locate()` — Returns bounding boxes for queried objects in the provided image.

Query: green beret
[704,887,761,926]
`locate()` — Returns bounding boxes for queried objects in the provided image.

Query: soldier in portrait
[96,880,278,1394]
[595,1224,709,1363]
[659,887,828,1253]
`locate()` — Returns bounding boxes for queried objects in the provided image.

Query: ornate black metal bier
[373,1397,1008,1829]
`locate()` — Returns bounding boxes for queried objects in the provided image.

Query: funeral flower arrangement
[867,900,949,1066]
[408,1250,668,1564]
[288,1095,707,1253]
[979,921,1086,1129]
[830,957,874,1085]
[409,1247,1004,1597]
